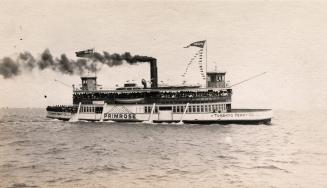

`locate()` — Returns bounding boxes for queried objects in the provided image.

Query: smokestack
[150,59,158,88]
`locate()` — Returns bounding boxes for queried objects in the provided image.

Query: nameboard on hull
[104,113,136,120]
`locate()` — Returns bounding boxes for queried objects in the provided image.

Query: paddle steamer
[46,42,272,124]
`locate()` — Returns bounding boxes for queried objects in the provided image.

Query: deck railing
[73,95,231,105]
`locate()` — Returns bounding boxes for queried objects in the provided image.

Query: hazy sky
[0,0,326,110]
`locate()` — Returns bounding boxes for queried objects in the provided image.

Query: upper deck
[73,87,232,105]
[73,85,228,94]
[73,71,232,105]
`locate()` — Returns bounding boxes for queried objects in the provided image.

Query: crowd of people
[72,90,232,104]
[158,90,230,98]
[73,92,145,101]
[46,105,78,113]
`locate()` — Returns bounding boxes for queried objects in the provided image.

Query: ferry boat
[46,43,272,124]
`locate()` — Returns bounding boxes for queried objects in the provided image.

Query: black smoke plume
[0,49,156,79]
[0,57,21,78]
[93,51,156,66]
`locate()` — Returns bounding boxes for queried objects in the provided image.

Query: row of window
[175,104,226,113]
[80,106,94,113]
[80,106,103,113]
[144,104,229,113]
[78,104,229,114]
[144,106,158,113]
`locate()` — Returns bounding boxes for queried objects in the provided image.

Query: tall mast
[93,48,96,78]
[205,40,208,88]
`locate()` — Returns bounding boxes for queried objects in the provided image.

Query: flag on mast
[184,40,206,48]
[75,49,94,57]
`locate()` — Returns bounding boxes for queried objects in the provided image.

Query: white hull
[47,104,272,124]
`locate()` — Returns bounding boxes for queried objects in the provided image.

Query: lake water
[0,108,326,188]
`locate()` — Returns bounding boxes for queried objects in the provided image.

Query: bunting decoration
[181,50,199,77]
[183,40,207,81]
[181,47,206,80]
[198,48,206,79]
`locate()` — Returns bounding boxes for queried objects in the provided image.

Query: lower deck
[46,103,272,125]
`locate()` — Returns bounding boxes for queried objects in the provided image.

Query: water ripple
[1,109,327,187]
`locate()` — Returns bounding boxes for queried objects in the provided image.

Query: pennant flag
[75,49,94,57]
[184,40,206,48]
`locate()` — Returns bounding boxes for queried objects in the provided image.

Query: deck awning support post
[148,103,156,123]
[100,103,107,122]
[69,102,81,122]
[179,103,189,123]
[76,102,81,121]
